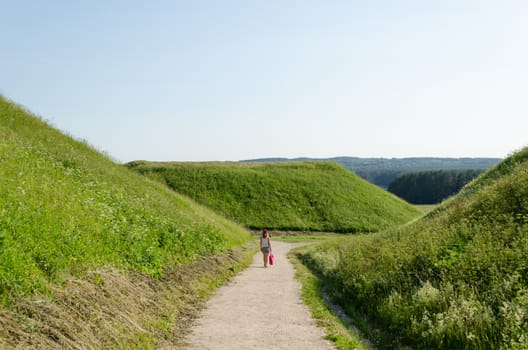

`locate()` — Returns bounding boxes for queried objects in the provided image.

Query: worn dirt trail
[180,240,335,350]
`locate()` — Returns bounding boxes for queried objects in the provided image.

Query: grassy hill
[127,161,422,233]
[0,95,252,348]
[299,147,528,349]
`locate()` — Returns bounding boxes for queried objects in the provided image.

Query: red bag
[269,252,274,266]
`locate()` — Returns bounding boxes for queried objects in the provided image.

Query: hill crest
[243,156,502,188]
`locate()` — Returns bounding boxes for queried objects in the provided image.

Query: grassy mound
[0,95,252,347]
[300,147,528,349]
[127,161,422,233]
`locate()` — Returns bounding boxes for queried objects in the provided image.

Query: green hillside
[127,161,422,233]
[0,96,252,347]
[300,147,528,349]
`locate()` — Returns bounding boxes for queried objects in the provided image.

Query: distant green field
[413,204,438,214]
[300,147,528,349]
[127,160,422,233]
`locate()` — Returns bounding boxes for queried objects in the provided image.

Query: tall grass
[127,161,421,233]
[300,147,528,349]
[0,95,250,302]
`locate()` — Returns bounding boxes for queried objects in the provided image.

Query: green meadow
[127,160,421,232]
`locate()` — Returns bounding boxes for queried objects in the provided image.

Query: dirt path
[179,240,335,350]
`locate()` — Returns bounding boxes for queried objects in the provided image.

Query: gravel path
[181,240,335,350]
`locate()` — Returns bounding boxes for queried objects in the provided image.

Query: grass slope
[0,96,252,347]
[127,161,422,233]
[300,147,528,349]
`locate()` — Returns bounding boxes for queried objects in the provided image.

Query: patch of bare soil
[0,243,255,349]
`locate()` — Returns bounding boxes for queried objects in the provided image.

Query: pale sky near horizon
[1,1,527,162]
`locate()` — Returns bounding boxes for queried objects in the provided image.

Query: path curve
[181,240,335,350]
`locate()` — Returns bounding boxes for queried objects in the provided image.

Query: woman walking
[260,229,272,268]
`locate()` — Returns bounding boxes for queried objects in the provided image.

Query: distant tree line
[331,157,500,188]
[387,169,484,204]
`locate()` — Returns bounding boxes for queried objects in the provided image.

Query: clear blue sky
[1,1,527,162]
